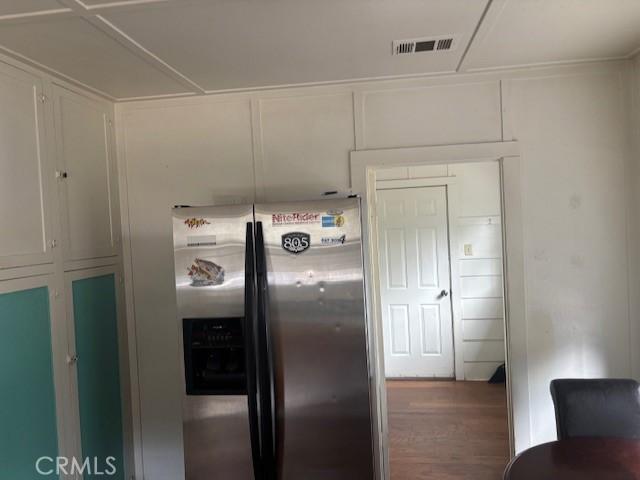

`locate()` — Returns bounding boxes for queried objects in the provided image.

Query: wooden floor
[387,380,509,480]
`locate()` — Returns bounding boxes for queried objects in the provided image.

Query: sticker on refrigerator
[322,214,345,228]
[321,234,346,246]
[187,235,216,247]
[187,258,225,286]
[272,212,320,226]
[184,218,210,229]
[281,232,310,254]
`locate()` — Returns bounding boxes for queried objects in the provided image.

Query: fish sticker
[187,258,224,286]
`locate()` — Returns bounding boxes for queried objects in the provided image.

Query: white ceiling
[0,0,62,16]
[0,0,638,101]
[104,0,487,92]
[463,0,640,70]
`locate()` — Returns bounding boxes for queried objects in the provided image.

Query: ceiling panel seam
[0,9,74,23]
[457,0,508,72]
[86,15,206,94]
[51,0,205,94]
[0,44,116,100]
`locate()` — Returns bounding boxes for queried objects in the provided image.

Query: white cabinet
[53,86,120,263]
[0,55,131,479]
[0,62,54,268]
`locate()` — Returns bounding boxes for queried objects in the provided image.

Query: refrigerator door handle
[255,221,277,480]
[244,222,263,479]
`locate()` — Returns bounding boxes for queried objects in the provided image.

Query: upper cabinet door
[54,86,120,262]
[0,62,54,269]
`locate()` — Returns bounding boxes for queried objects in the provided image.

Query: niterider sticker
[321,234,346,246]
[272,212,320,226]
[281,232,310,254]
[321,214,345,228]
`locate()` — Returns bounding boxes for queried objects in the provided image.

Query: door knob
[439,289,449,298]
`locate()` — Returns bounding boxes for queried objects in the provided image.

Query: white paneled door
[53,85,119,263]
[377,186,454,378]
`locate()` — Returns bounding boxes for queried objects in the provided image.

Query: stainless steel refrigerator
[172,198,374,480]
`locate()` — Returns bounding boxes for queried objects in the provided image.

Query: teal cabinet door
[0,286,59,479]
[72,274,124,479]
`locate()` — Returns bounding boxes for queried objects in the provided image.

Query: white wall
[631,55,640,382]
[119,99,255,480]
[117,60,637,478]
[376,162,505,381]
[506,69,632,445]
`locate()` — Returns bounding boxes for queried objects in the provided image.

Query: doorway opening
[375,161,509,480]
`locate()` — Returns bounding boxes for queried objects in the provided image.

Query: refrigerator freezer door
[255,198,374,480]
[173,205,256,480]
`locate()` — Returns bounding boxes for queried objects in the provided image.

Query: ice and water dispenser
[182,317,246,395]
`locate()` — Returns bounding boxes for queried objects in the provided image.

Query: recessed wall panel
[72,274,124,480]
[417,228,438,288]
[258,93,354,201]
[0,287,59,478]
[463,319,504,341]
[463,340,505,362]
[362,81,502,149]
[0,63,51,267]
[57,89,116,261]
[383,198,405,219]
[416,198,437,217]
[461,276,503,298]
[462,298,504,319]
[385,229,407,289]
[389,305,410,355]
[460,258,503,276]
[420,304,441,355]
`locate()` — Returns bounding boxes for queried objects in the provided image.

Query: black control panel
[183,317,246,395]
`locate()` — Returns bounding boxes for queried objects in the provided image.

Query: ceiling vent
[392,36,458,56]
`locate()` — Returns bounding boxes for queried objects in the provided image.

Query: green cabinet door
[72,274,124,479]
[0,286,59,479]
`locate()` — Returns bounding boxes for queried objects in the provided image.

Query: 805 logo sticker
[281,232,310,254]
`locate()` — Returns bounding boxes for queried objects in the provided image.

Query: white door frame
[376,178,463,380]
[350,141,528,480]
